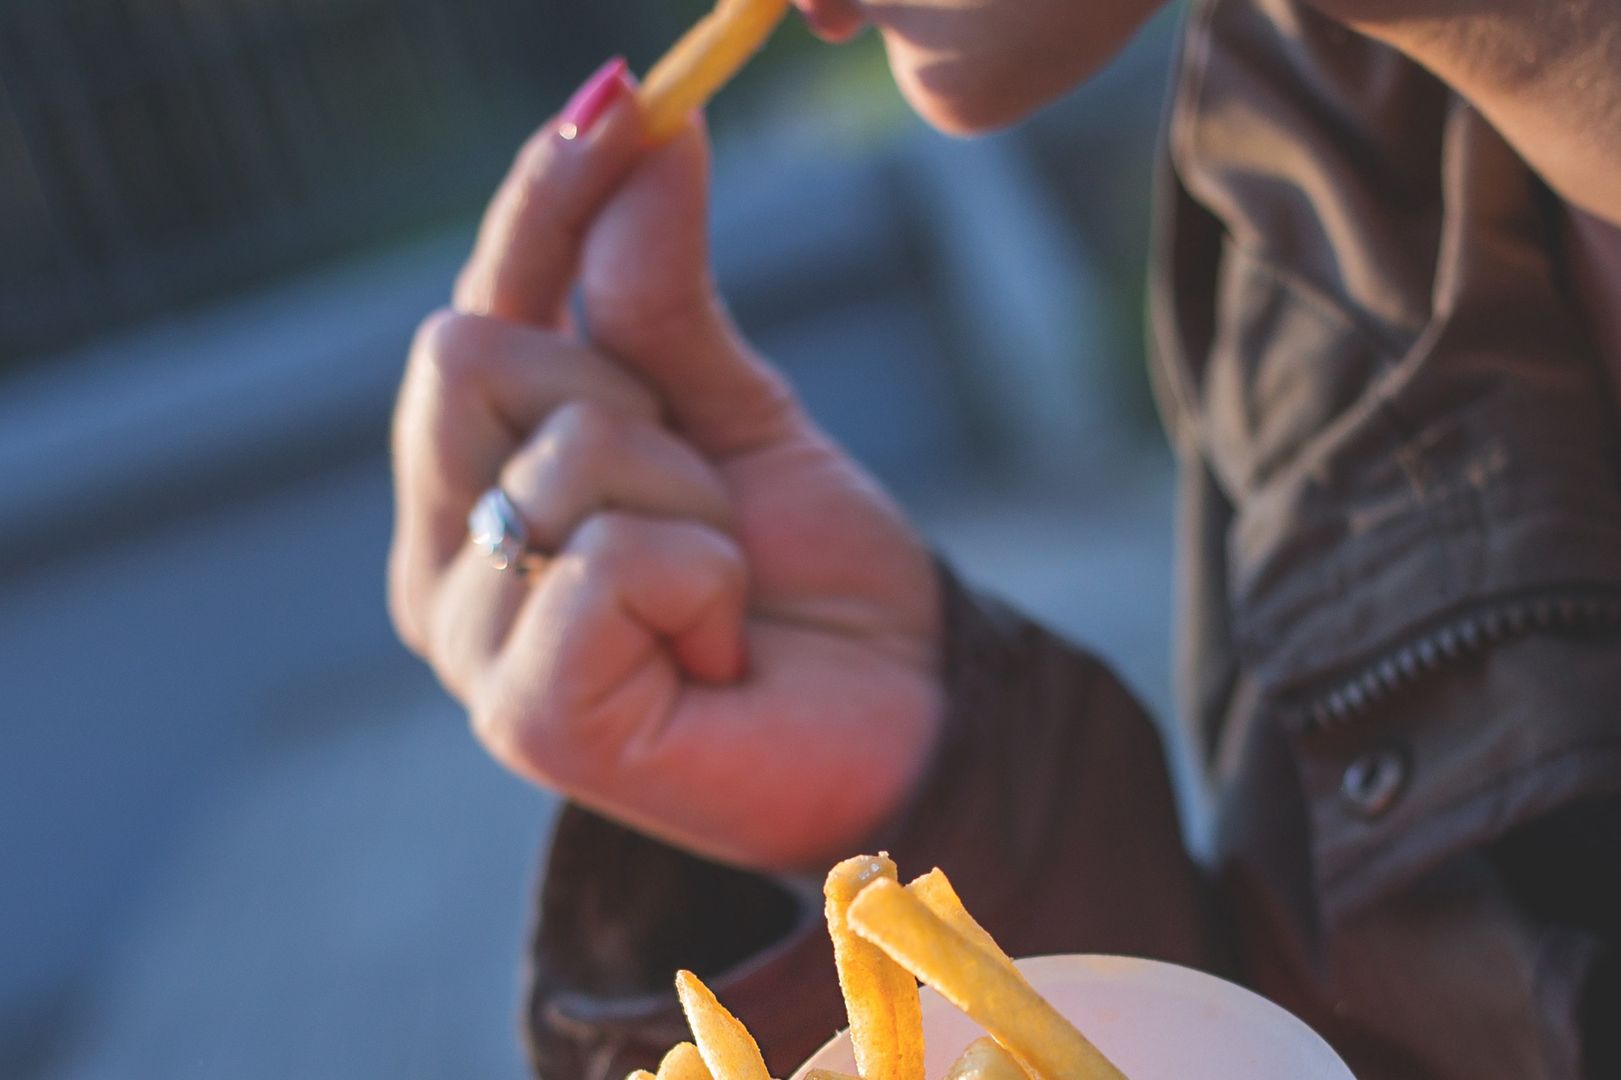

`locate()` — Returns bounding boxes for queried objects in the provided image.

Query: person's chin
[892,59,1034,136]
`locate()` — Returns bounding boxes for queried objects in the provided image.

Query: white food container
[789,954,1354,1080]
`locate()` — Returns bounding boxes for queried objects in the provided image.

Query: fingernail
[558,57,631,141]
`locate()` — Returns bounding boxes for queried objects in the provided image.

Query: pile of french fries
[628,855,1129,1080]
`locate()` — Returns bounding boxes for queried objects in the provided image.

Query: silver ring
[468,487,540,573]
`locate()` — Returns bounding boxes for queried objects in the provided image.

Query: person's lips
[792,0,868,42]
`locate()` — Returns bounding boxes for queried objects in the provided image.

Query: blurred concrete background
[0,3,1192,1077]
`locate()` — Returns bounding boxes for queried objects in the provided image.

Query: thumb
[580,116,799,458]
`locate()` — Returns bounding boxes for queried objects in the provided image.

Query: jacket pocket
[1201,240,1621,914]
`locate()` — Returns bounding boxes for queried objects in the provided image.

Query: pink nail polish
[558,57,631,141]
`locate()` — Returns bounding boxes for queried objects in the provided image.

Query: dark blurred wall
[0,0,709,367]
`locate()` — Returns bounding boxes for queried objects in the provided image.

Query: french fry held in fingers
[944,1038,1031,1080]
[656,1041,715,1080]
[825,855,927,1080]
[675,969,773,1080]
[639,0,792,143]
[846,878,1129,1080]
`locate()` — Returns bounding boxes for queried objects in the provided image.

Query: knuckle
[467,688,520,753]
[386,573,425,658]
[508,142,584,246]
[385,544,428,657]
[469,685,604,791]
[685,525,746,597]
[507,401,615,510]
[410,308,488,392]
[714,533,749,591]
[605,373,663,423]
[512,130,560,190]
[584,281,713,359]
[468,694,539,776]
[545,399,623,466]
[572,510,642,570]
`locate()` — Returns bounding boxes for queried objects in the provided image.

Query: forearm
[1310,0,1621,224]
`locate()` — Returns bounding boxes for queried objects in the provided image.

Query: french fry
[656,1041,716,1080]
[905,870,1013,973]
[804,1072,862,1080]
[675,969,772,1080]
[846,879,1128,1080]
[638,0,792,142]
[825,854,927,1080]
[944,1038,1031,1080]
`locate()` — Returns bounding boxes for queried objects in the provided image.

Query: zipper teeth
[1298,590,1621,736]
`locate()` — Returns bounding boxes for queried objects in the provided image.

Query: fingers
[399,391,739,706]
[397,310,660,499]
[454,65,806,459]
[421,544,532,702]
[476,513,749,785]
[452,60,644,328]
[389,310,659,652]
[578,119,805,459]
[498,400,733,554]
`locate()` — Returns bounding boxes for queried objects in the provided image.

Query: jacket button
[1341,748,1407,819]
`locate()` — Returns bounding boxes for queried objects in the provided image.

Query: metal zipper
[1297,589,1621,736]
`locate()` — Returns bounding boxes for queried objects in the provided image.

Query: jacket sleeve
[520,560,1210,1080]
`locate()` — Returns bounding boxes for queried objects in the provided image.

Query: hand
[388,74,943,871]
